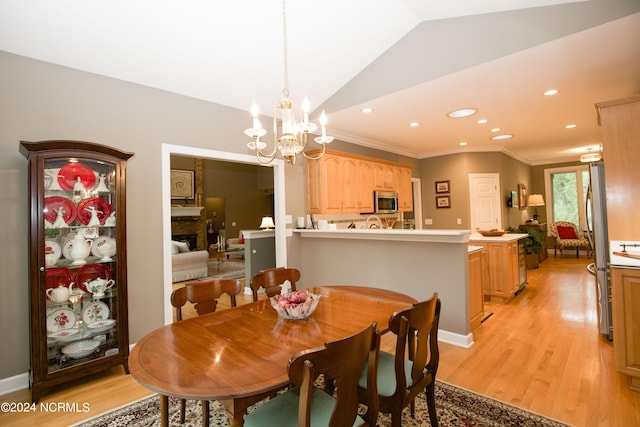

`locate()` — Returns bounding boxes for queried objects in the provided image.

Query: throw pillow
[172,240,190,253]
[557,225,578,239]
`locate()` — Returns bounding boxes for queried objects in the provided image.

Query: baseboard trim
[0,372,29,395]
[439,329,475,348]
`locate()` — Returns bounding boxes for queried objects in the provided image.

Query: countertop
[293,228,470,244]
[468,232,528,242]
[610,240,640,268]
[468,245,484,254]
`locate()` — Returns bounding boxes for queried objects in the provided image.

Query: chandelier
[244,0,333,164]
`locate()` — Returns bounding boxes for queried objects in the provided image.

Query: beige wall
[419,152,532,230]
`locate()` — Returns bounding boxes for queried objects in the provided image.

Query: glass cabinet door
[43,156,121,372]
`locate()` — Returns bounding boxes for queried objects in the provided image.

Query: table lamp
[259,216,275,230]
[527,194,545,223]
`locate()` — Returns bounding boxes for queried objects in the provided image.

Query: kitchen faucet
[365,214,382,229]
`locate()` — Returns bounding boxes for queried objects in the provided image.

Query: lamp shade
[527,194,545,207]
[259,216,275,229]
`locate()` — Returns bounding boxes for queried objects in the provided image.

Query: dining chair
[357,293,441,427]
[170,278,244,426]
[244,321,380,427]
[249,267,300,301]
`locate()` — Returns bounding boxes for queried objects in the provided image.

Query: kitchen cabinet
[306,149,412,214]
[396,166,413,212]
[468,248,488,334]
[596,95,640,241]
[19,140,133,402]
[469,236,527,303]
[611,267,640,392]
[373,162,395,191]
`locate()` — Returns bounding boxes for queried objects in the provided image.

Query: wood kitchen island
[293,228,475,347]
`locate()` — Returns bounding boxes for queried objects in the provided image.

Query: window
[544,165,589,229]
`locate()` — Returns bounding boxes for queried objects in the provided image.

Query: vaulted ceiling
[1,0,639,165]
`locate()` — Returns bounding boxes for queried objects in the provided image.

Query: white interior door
[469,173,502,232]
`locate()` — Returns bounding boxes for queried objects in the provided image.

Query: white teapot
[85,278,114,297]
[69,234,92,265]
[47,283,75,303]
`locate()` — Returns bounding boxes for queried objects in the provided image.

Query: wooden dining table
[129,285,417,426]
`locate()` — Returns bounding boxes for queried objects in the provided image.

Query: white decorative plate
[86,318,116,333]
[45,240,61,258]
[48,328,80,341]
[81,301,110,324]
[62,340,100,359]
[46,308,77,333]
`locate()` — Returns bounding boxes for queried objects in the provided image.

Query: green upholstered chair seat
[359,351,428,397]
[244,386,366,427]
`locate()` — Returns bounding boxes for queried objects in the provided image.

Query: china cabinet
[20,140,133,402]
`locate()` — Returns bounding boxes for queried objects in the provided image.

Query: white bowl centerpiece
[270,290,321,320]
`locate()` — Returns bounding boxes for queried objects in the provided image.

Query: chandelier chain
[281,0,289,98]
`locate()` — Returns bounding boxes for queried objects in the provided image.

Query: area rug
[207,258,245,279]
[71,380,572,427]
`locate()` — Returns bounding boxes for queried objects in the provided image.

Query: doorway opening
[161,144,286,325]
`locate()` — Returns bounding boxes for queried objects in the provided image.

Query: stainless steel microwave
[374,191,398,213]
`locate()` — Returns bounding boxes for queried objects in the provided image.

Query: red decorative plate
[77,197,112,225]
[76,264,112,292]
[45,267,76,289]
[57,163,96,191]
[44,196,77,225]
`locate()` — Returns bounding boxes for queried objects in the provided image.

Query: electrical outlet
[284,215,292,224]
[425,219,433,225]
[457,218,462,225]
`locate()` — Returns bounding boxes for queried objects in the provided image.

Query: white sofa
[226,233,245,258]
[171,240,209,283]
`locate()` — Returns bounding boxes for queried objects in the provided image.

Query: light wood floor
[1,255,639,426]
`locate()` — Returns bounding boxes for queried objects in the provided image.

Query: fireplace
[172,234,198,250]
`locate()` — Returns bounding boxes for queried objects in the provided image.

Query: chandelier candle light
[244,0,333,164]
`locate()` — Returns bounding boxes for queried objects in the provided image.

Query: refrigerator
[585,161,613,340]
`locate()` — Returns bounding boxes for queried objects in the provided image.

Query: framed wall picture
[518,183,527,210]
[170,169,195,199]
[435,180,450,193]
[436,195,451,208]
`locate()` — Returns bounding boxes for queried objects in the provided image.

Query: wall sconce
[259,216,275,230]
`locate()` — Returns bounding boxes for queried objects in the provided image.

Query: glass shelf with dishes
[21,139,133,402]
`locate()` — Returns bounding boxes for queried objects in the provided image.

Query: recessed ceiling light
[565,124,576,129]
[544,89,559,96]
[491,127,501,132]
[459,141,468,146]
[477,119,488,124]
[361,107,373,113]
[409,122,420,127]
[491,134,513,141]
[447,108,477,118]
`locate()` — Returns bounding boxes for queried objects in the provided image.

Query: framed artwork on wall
[435,180,450,193]
[170,169,195,199]
[518,183,527,210]
[436,195,451,208]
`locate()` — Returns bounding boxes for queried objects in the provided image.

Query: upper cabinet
[596,95,640,241]
[306,149,412,214]
[19,140,133,402]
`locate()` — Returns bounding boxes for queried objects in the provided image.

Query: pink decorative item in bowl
[270,290,321,320]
